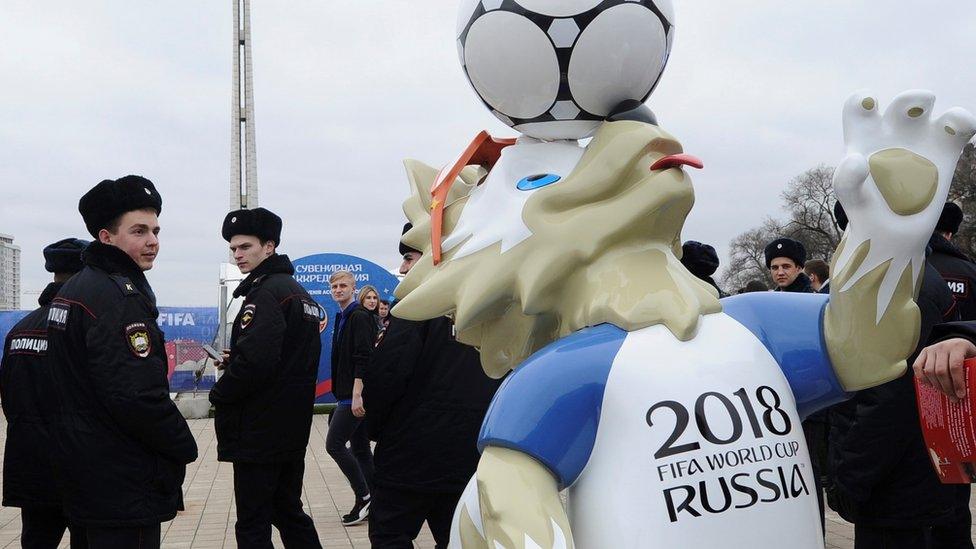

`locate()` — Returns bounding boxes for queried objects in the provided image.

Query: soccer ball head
[456,0,675,140]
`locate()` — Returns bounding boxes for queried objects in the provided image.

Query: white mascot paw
[832,89,976,320]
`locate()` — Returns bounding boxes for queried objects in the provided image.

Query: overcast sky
[1,1,974,307]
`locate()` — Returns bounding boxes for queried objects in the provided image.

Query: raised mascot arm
[825,90,975,390]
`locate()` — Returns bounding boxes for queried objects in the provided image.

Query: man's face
[331,276,355,305]
[100,209,160,271]
[378,302,389,318]
[229,234,274,274]
[399,252,421,275]
[770,257,801,288]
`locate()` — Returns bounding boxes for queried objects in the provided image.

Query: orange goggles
[429,131,517,265]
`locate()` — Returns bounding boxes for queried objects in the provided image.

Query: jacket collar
[776,272,814,293]
[82,241,154,299]
[38,282,64,307]
[233,254,294,298]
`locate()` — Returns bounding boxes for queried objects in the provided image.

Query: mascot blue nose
[517,173,561,191]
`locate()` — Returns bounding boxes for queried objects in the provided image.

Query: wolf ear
[403,159,439,225]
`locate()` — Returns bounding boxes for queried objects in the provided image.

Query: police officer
[764,237,814,293]
[929,202,976,319]
[924,202,976,545]
[46,176,198,548]
[210,208,322,548]
[1,238,89,548]
[764,236,825,532]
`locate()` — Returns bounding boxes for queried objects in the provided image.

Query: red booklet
[915,357,976,484]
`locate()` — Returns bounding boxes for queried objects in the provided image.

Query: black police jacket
[928,233,976,321]
[775,272,814,294]
[827,262,966,528]
[210,254,321,463]
[1,282,64,508]
[364,316,502,493]
[330,304,376,401]
[46,242,197,527]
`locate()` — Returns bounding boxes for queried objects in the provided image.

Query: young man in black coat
[364,225,503,549]
[1,238,89,548]
[46,176,198,548]
[827,260,966,549]
[210,207,323,548]
[327,269,376,526]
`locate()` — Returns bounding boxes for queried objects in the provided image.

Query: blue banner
[158,307,220,392]
[0,311,29,344]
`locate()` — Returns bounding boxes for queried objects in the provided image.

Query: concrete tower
[231,0,258,210]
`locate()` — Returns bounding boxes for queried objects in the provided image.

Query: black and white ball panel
[456,0,674,140]
[568,3,668,116]
[516,0,604,17]
[464,11,560,119]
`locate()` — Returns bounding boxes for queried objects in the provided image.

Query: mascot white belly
[570,314,820,548]
[451,312,825,548]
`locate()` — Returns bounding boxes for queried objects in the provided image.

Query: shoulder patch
[240,304,256,329]
[945,277,970,298]
[110,275,140,296]
[47,301,71,330]
[301,299,323,323]
[7,332,48,356]
[124,322,152,358]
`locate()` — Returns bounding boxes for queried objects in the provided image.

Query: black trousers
[325,404,374,498]
[233,460,322,549]
[86,524,160,549]
[803,418,828,536]
[856,523,974,549]
[856,525,931,549]
[368,485,461,549]
[20,506,87,549]
[932,489,974,549]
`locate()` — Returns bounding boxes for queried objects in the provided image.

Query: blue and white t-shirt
[478,292,846,548]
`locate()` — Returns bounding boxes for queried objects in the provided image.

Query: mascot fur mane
[394,121,721,377]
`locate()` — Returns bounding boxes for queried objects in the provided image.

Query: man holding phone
[210,207,323,548]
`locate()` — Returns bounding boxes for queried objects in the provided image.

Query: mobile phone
[201,343,223,361]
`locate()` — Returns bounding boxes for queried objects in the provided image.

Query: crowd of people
[3,174,976,549]
[0,176,503,549]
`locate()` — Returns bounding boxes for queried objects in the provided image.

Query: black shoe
[341,496,370,526]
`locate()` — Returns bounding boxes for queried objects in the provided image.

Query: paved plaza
[0,414,973,548]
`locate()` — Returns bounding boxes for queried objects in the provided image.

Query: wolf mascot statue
[391,4,976,549]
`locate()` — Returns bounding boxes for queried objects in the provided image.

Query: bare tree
[948,142,976,257]
[721,165,840,292]
[722,147,976,294]
[780,165,842,260]
[723,218,781,292]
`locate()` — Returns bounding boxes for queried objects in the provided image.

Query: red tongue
[650,153,704,171]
